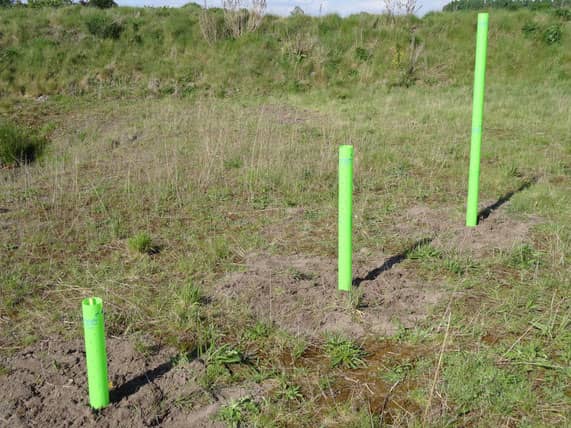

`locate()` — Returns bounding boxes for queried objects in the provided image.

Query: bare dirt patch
[396,203,539,256]
[258,104,321,125]
[215,253,443,339]
[0,337,269,428]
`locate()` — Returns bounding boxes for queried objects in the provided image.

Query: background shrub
[0,121,47,166]
[88,0,116,8]
[85,13,123,39]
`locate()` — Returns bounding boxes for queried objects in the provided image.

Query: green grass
[0,6,569,427]
[217,397,259,428]
[0,7,569,97]
[0,120,46,166]
[127,232,154,254]
[324,335,367,369]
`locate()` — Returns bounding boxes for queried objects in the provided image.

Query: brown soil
[396,203,538,256]
[215,252,443,339]
[0,338,270,428]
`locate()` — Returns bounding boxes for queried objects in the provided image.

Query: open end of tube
[83,297,101,307]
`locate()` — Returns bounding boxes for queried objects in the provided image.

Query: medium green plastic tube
[82,297,110,409]
[466,13,489,227]
[339,145,353,292]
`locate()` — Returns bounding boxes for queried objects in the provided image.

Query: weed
[275,376,303,401]
[244,321,272,340]
[543,24,562,45]
[324,335,367,369]
[507,244,542,270]
[217,397,259,427]
[204,343,243,366]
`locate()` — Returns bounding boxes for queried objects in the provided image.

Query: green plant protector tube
[339,145,353,292]
[82,297,110,409]
[466,13,489,227]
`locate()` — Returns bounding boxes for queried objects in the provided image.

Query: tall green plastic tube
[339,145,353,292]
[82,297,110,409]
[466,13,489,227]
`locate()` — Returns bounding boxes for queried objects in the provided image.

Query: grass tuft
[127,232,155,255]
[324,335,367,369]
[0,121,46,166]
[217,397,259,428]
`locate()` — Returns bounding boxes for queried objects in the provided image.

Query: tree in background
[88,0,116,8]
[28,0,72,7]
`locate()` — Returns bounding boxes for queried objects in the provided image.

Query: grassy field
[1,5,570,427]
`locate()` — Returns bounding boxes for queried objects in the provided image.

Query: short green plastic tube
[466,13,489,227]
[82,297,110,409]
[338,145,353,292]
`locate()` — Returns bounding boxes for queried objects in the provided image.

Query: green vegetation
[0,120,46,166]
[217,397,259,427]
[127,232,154,254]
[0,6,569,427]
[0,7,570,97]
[324,335,367,368]
[444,0,571,11]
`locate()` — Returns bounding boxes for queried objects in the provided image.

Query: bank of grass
[0,7,570,427]
[0,7,570,97]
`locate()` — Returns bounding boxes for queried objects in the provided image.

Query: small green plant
[127,232,154,254]
[521,21,540,37]
[204,343,243,366]
[0,121,46,167]
[244,321,272,340]
[217,397,259,427]
[173,282,204,326]
[407,242,441,261]
[507,244,542,270]
[275,377,303,401]
[543,24,562,45]
[347,288,364,310]
[324,335,366,369]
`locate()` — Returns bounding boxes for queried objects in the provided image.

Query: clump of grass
[244,321,272,340]
[204,343,243,366]
[217,397,259,427]
[85,13,124,39]
[0,121,46,167]
[442,352,535,416]
[407,242,442,261]
[127,232,155,254]
[324,335,367,369]
[507,244,542,270]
